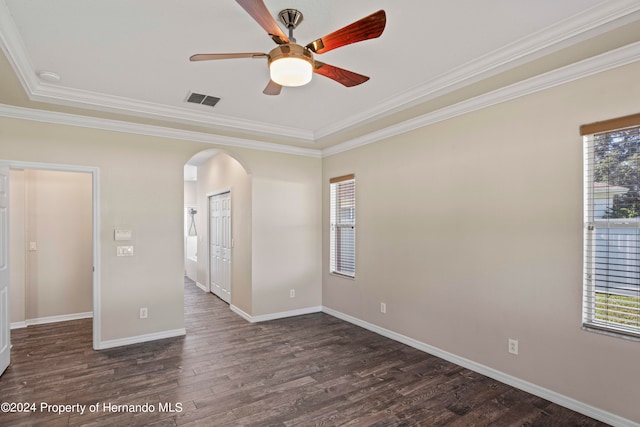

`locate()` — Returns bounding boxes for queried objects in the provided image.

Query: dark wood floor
[1,279,608,426]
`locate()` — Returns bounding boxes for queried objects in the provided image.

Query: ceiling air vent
[186,92,221,108]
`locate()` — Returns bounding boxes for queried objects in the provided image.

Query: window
[330,174,355,277]
[582,114,640,339]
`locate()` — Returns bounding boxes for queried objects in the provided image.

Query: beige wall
[0,117,323,344]
[195,150,323,316]
[0,120,198,342]
[22,170,92,321]
[196,151,253,314]
[9,170,25,323]
[10,169,92,323]
[322,60,640,422]
[250,151,322,316]
[1,54,637,422]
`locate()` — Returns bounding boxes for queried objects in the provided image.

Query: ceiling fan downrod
[278,9,303,43]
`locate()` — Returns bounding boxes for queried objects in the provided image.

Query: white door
[209,192,231,303]
[209,195,222,298]
[220,192,231,301]
[0,166,10,376]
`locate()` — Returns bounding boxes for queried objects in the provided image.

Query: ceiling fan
[190,0,387,95]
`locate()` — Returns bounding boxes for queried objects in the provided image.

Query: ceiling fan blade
[236,0,290,44]
[314,61,369,87]
[263,80,282,95]
[306,10,386,54]
[190,53,267,61]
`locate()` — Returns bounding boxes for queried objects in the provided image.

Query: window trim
[329,174,355,184]
[329,174,356,278]
[580,112,640,136]
[582,117,640,341]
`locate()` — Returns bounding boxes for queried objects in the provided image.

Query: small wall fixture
[187,208,197,236]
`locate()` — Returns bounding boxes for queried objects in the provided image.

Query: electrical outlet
[290,289,295,298]
[380,302,386,314]
[139,307,148,319]
[508,339,518,355]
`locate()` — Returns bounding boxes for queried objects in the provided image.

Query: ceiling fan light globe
[270,57,312,87]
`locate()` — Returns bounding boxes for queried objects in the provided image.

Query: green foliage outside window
[594,128,640,219]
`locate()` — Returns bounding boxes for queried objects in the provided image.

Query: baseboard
[230,305,322,323]
[321,306,637,427]
[97,328,186,350]
[230,305,252,322]
[196,281,208,292]
[10,311,93,329]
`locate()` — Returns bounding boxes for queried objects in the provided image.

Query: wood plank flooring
[1,278,608,426]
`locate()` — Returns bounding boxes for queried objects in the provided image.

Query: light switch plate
[114,229,132,241]
[117,246,134,256]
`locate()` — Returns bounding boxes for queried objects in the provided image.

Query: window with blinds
[330,174,355,277]
[582,114,640,339]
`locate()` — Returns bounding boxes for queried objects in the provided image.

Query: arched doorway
[183,149,252,313]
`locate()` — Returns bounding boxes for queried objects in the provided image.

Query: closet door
[209,192,231,303]
[219,192,231,301]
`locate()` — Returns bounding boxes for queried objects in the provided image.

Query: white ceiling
[1,0,640,150]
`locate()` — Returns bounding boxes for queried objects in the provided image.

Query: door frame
[0,160,100,350]
[207,188,231,303]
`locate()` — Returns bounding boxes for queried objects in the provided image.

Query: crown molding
[28,83,316,142]
[0,104,322,158]
[0,0,38,91]
[1,40,639,161]
[314,0,640,141]
[321,41,640,158]
[0,1,314,143]
[2,0,639,144]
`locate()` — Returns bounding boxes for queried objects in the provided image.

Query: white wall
[184,180,198,281]
[322,60,640,423]
[184,180,197,206]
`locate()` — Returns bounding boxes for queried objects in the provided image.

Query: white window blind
[583,122,640,339]
[330,174,355,277]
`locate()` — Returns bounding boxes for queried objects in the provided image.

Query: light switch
[114,229,132,241]
[117,246,134,257]
[29,241,37,251]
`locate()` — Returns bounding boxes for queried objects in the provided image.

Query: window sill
[582,324,640,343]
[330,272,355,280]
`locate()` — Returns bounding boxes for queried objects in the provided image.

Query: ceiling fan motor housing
[268,43,313,66]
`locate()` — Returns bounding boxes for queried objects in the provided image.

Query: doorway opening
[0,161,99,360]
[183,149,251,313]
